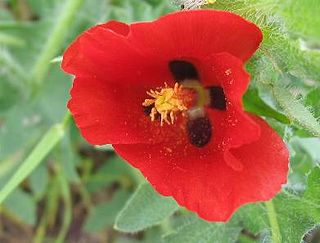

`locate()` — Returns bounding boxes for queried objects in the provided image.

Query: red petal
[114,116,288,221]
[68,76,161,145]
[102,20,130,36]
[62,25,132,77]
[61,22,169,86]
[206,108,260,152]
[202,53,261,154]
[201,52,251,102]
[129,10,262,62]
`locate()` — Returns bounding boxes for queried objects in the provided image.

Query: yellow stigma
[142,83,188,126]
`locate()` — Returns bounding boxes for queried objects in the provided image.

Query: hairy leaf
[114,183,179,233]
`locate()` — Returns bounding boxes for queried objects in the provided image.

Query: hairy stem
[265,200,281,243]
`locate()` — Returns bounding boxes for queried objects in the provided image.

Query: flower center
[142,83,189,126]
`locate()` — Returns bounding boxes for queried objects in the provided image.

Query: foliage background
[0,0,320,242]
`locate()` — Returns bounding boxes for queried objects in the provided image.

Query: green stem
[29,0,84,90]
[55,167,72,243]
[62,111,72,129]
[265,200,281,243]
[79,159,93,209]
[33,213,47,243]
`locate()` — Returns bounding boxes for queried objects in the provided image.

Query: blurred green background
[0,0,320,242]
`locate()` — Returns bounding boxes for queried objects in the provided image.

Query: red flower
[62,10,289,221]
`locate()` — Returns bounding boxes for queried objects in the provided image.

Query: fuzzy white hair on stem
[172,0,215,9]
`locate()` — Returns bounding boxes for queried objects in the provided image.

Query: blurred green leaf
[26,0,65,18]
[29,0,84,89]
[4,188,36,225]
[0,104,44,161]
[59,134,80,183]
[0,115,69,204]
[279,0,320,41]
[0,78,20,113]
[29,163,49,200]
[114,183,179,233]
[84,190,130,233]
[0,48,26,86]
[86,156,135,193]
[0,32,25,46]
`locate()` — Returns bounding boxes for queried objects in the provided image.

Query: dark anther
[143,105,160,120]
[169,60,199,82]
[143,105,153,116]
[180,4,185,9]
[209,86,227,110]
[187,116,212,148]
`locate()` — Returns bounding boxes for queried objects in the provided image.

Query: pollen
[142,83,188,126]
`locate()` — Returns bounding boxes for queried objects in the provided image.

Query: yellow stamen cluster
[142,83,188,126]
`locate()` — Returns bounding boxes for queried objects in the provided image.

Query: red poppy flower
[62,10,289,221]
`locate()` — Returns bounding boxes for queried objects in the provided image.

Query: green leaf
[0,48,26,86]
[0,78,20,113]
[289,138,315,184]
[84,190,130,233]
[233,167,320,243]
[303,166,320,206]
[0,115,69,204]
[273,197,317,242]
[29,163,49,200]
[4,188,36,225]
[212,0,320,83]
[234,204,268,235]
[58,132,80,183]
[279,0,320,41]
[29,0,85,89]
[164,215,242,243]
[114,183,179,233]
[305,88,320,119]
[293,138,320,163]
[272,83,320,137]
[86,156,135,193]
[274,167,320,242]
[0,32,25,46]
[243,87,290,124]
